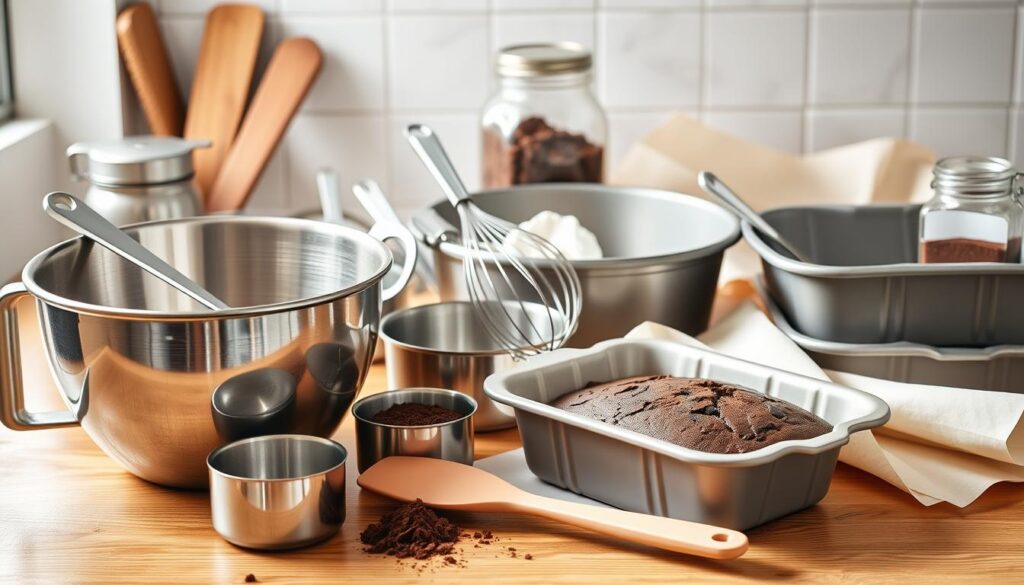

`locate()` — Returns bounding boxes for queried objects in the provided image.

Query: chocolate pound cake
[550,375,832,454]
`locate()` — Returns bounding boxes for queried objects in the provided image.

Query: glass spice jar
[919,157,1024,263]
[481,42,607,188]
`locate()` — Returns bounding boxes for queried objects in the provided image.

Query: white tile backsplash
[913,7,1016,105]
[599,10,700,109]
[158,17,203,102]
[388,113,480,208]
[388,15,489,110]
[809,8,910,105]
[607,111,675,166]
[387,0,487,12]
[703,110,804,153]
[805,108,905,152]
[279,16,386,112]
[491,12,595,52]
[705,11,807,107]
[908,108,1010,158]
[283,114,390,211]
[145,3,1024,212]
[280,0,382,13]
[494,0,595,10]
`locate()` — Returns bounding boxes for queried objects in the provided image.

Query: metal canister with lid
[481,42,607,188]
[66,136,210,226]
[918,156,1024,264]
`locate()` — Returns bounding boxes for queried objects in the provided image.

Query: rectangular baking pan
[762,288,1024,394]
[747,204,1024,347]
[483,339,889,530]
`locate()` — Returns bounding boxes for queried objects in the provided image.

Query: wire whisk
[406,124,582,360]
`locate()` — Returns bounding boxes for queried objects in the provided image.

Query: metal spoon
[316,168,345,224]
[697,171,811,263]
[44,192,230,310]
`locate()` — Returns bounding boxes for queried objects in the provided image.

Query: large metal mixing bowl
[411,184,740,346]
[0,215,414,488]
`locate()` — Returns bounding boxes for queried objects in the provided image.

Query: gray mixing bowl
[411,184,740,346]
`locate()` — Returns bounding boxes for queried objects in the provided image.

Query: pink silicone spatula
[356,456,748,560]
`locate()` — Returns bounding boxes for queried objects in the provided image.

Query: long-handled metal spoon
[44,192,230,310]
[697,171,810,263]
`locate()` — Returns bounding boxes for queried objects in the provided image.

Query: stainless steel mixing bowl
[0,215,414,488]
[411,184,740,347]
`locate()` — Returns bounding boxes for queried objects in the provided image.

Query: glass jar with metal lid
[66,135,210,226]
[481,42,607,188]
[919,156,1024,263]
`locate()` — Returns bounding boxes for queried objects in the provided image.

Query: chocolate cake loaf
[550,375,833,454]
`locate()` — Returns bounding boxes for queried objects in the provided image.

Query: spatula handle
[513,493,748,559]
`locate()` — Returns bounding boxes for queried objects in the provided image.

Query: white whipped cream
[503,210,604,260]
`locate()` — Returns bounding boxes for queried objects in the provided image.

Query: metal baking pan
[746,204,1024,347]
[483,339,889,530]
[763,290,1024,393]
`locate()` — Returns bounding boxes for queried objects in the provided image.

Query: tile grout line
[1006,5,1021,162]
[903,1,920,142]
[801,3,813,153]
[698,0,709,120]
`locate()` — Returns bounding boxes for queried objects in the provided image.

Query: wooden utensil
[205,37,322,213]
[356,456,749,560]
[116,3,184,136]
[184,3,264,199]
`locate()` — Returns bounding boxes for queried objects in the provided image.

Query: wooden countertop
[2,292,1023,584]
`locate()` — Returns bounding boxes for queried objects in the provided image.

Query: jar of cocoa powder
[919,157,1024,263]
[481,42,607,188]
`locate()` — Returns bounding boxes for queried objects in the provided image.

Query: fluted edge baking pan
[746,204,1024,347]
[483,338,889,530]
[762,288,1024,394]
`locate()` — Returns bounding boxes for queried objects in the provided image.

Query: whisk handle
[405,124,472,206]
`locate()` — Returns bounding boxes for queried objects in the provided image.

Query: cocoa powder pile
[369,403,462,426]
[360,499,461,560]
[361,500,533,568]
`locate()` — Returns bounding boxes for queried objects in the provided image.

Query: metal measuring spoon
[44,192,230,310]
[697,172,811,263]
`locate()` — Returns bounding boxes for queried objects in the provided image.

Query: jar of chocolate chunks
[919,157,1024,263]
[481,42,607,188]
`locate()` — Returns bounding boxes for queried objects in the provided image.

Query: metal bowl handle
[0,283,79,431]
[368,221,417,303]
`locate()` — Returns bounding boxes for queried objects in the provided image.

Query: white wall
[0,120,59,277]
[144,0,1024,219]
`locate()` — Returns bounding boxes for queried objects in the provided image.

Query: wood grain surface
[2,293,1023,584]
[205,37,322,213]
[184,4,264,199]
[116,3,184,136]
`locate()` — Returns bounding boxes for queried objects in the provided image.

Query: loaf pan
[747,204,1024,347]
[483,339,889,530]
[763,290,1024,394]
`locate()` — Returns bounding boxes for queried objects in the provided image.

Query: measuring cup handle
[368,221,418,303]
[0,283,79,431]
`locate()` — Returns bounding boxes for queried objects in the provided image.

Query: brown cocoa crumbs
[244,575,257,583]
[444,556,457,565]
[369,403,462,426]
[360,499,460,560]
[525,554,533,560]
[473,531,482,539]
